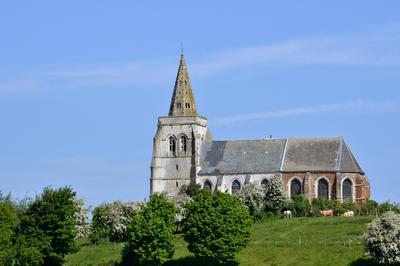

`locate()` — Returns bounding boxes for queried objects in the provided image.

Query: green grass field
[65,216,377,266]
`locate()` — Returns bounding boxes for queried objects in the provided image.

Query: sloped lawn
[65,216,376,266]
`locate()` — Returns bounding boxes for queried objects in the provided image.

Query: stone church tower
[150,54,211,197]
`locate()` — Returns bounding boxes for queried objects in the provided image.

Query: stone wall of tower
[150,116,209,197]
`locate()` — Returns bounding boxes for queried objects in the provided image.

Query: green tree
[14,235,43,266]
[287,195,312,217]
[182,190,253,264]
[89,204,111,244]
[360,200,379,216]
[19,186,78,265]
[0,201,18,265]
[122,193,176,265]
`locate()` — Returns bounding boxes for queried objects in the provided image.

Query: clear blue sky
[1,1,399,206]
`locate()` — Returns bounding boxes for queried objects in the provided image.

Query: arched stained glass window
[342,179,353,202]
[231,180,241,194]
[169,137,176,156]
[318,179,329,199]
[203,180,212,190]
[290,179,302,198]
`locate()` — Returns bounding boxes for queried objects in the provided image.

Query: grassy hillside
[65,216,376,266]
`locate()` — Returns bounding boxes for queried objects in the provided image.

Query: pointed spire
[168,54,198,116]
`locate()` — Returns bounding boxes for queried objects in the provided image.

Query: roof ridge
[337,137,344,172]
[211,138,285,142]
[279,138,288,171]
[344,140,363,173]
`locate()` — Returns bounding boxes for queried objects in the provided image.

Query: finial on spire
[180,42,184,55]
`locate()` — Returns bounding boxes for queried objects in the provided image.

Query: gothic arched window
[290,179,302,198]
[231,180,241,194]
[318,179,329,199]
[203,180,212,191]
[342,179,353,202]
[180,136,187,153]
[169,137,176,156]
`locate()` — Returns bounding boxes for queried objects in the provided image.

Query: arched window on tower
[203,180,212,191]
[318,179,329,199]
[342,179,353,202]
[231,180,241,194]
[169,137,176,156]
[180,136,187,153]
[290,179,302,198]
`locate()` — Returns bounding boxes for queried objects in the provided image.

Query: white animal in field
[343,210,354,217]
[320,209,333,217]
[283,210,292,219]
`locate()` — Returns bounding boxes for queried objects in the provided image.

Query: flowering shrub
[172,193,193,224]
[74,199,90,239]
[364,211,400,264]
[263,174,288,213]
[235,182,265,217]
[90,201,143,243]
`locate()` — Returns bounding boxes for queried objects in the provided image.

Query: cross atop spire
[168,54,198,116]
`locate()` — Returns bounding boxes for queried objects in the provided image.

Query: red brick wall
[282,172,370,205]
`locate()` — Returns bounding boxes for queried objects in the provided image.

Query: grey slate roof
[199,139,286,175]
[199,137,364,175]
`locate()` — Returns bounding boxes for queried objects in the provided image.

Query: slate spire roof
[168,54,198,116]
[199,137,364,175]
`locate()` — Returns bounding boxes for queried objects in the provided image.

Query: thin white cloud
[209,101,397,126]
[191,25,400,78]
[1,23,400,93]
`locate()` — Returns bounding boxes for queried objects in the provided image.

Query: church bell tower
[150,54,211,197]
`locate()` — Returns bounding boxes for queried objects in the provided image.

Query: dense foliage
[179,183,202,197]
[19,187,78,265]
[182,190,253,264]
[90,200,143,243]
[122,193,176,265]
[286,195,312,217]
[363,211,400,264]
[0,200,18,265]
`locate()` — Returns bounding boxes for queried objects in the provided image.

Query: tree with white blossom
[263,174,288,213]
[235,182,265,217]
[73,199,90,239]
[364,211,400,264]
[90,201,143,243]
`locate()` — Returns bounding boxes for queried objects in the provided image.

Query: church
[150,54,371,205]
